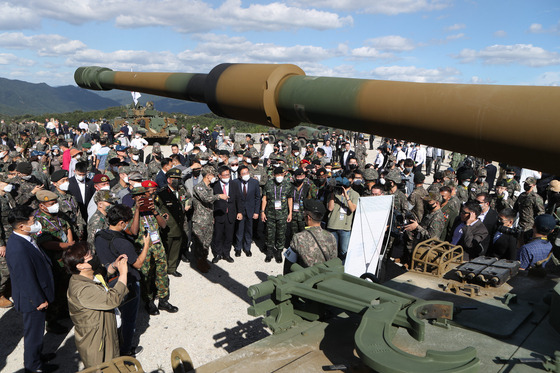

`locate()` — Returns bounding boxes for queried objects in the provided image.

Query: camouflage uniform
[468,181,489,201]
[87,209,108,250]
[491,194,514,212]
[248,164,268,187]
[392,189,409,215]
[450,152,464,170]
[55,189,86,241]
[192,181,220,260]
[355,142,368,169]
[412,209,445,248]
[408,186,428,221]
[440,199,460,241]
[178,127,188,149]
[286,154,300,171]
[11,176,41,209]
[131,206,169,302]
[290,226,337,268]
[110,181,127,195]
[246,146,259,159]
[291,180,312,234]
[263,179,293,257]
[504,178,521,200]
[148,158,161,180]
[427,181,444,194]
[514,191,545,232]
[456,185,469,204]
[0,191,15,298]
[129,161,149,180]
[17,137,32,157]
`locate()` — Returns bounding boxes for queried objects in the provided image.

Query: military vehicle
[267,125,330,147]
[74,64,560,372]
[113,101,179,144]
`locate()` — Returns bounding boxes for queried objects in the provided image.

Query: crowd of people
[0,117,558,372]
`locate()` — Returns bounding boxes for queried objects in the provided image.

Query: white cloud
[527,22,559,34]
[446,23,465,31]
[0,52,35,66]
[289,0,450,15]
[446,33,465,40]
[534,72,560,86]
[365,35,416,51]
[455,44,560,67]
[369,65,460,82]
[0,32,86,56]
[494,30,507,38]
[528,23,544,33]
[350,47,394,59]
[5,0,351,32]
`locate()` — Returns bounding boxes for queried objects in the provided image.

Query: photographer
[64,242,129,368]
[327,176,359,259]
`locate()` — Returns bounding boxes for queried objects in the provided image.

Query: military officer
[87,190,116,249]
[247,153,268,187]
[468,169,489,201]
[492,180,515,211]
[110,165,131,195]
[51,169,86,241]
[504,167,521,200]
[362,168,379,196]
[261,167,293,263]
[408,172,429,222]
[291,169,312,235]
[12,162,44,209]
[284,199,337,273]
[128,148,149,179]
[35,190,74,334]
[16,131,32,157]
[155,168,191,277]
[130,187,178,315]
[0,145,11,172]
[192,166,227,273]
[514,176,545,243]
[286,146,301,171]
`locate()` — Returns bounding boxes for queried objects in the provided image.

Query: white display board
[344,195,393,278]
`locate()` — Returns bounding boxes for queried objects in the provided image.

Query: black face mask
[349,164,358,170]
[294,179,304,186]
[251,158,260,166]
[523,183,532,192]
[170,179,180,189]
[192,169,201,177]
[424,202,435,212]
[87,255,102,272]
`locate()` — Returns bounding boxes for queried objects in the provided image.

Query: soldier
[385,173,408,216]
[16,131,32,158]
[192,166,227,272]
[178,126,189,149]
[468,168,489,201]
[492,180,515,211]
[51,169,86,241]
[439,185,460,241]
[87,190,116,249]
[128,148,149,179]
[291,169,312,235]
[11,162,44,208]
[456,169,472,204]
[247,153,268,187]
[427,171,444,194]
[355,138,368,169]
[261,167,293,263]
[0,145,11,173]
[129,187,178,315]
[111,165,130,195]
[155,168,191,277]
[408,172,428,221]
[245,140,259,159]
[35,190,74,334]
[514,176,545,244]
[0,175,15,308]
[286,145,301,171]
[504,167,521,200]
[362,168,379,196]
[284,199,337,273]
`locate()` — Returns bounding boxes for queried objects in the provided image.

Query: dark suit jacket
[480,209,499,249]
[232,178,260,217]
[213,181,243,224]
[485,164,498,190]
[68,176,94,219]
[6,234,55,313]
[488,230,518,260]
[157,186,185,231]
[448,217,489,260]
[339,150,356,167]
[155,170,167,189]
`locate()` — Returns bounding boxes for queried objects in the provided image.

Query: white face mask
[462,181,470,187]
[75,175,85,182]
[221,178,230,184]
[21,175,31,180]
[100,185,110,191]
[58,181,69,191]
[231,166,238,172]
[506,174,514,179]
[46,203,59,214]
[123,176,129,184]
[275,176,284,183]
[3,184,13,193]
[132,155,139,161]
[294,152,299,156]
[0,152,7,158]
[210,177,217,184]
[242,174,251,182]
[26,221,42,234]
[379,178,386,185]
[238,157,243,162]
[479,177,486,183]
[200,160,208,165]
[133,183,142,188]
[246,159,252,164]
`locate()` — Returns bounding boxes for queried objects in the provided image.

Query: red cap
[142,180,158,188]
[92,174,109,183]
[300,159,311,165]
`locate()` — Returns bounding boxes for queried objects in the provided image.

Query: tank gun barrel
[75,64,560,173]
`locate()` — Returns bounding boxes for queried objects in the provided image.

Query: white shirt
[396,150,406,163]
[374,152,384,167]
[262,143,274,159]
[414,147,426,166]
[183,142,194,154]
[78,121,88,131]
[130,137,148,150]
[90,143,102,156]
[519,168,542,189]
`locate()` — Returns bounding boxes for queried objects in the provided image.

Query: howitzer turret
[75,63,560,173]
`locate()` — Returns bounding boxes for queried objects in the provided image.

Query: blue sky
[0,0,559,87]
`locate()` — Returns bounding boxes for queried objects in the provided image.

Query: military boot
[264,249,274,263]
[158,297,179,313]
[274,249,284,263]
[146,300,159,316]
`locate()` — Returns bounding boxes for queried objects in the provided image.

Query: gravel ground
[0,137,444,373]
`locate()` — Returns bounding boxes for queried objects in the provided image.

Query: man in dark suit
[155,158,173,189]
[232,165,260,257]
[67,161,94,221]
[448,200,489,260]
[339,142,356,169]
[6,206,56,373]
[212,165,243,263]
[484,160,498,190]
[475,192,499,250]
[487,208,518,260]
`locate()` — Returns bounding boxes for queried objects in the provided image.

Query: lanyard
[36,212,64,232]
[294,185,304,202]
[274,185,282,200]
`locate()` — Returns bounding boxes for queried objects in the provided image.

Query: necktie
[243,183,247,197]
[223,183,228,213]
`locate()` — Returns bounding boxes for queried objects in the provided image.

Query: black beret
[293,168,305,176]
[273,166,284,175]
[51,169,68,182]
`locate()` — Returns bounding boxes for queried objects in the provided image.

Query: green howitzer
[75,63,560,174]
[247,259,479,373]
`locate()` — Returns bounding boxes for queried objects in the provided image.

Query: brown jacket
[67,274,128,368]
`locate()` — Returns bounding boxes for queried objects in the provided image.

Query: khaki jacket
[67,274,128,368]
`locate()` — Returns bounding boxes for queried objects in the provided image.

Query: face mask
[462,181,470,187]
[46,203,59,214]
[405,167,413,173]
[294,178,304,186]
[349,164,357,170]
[2,184,13,193]
[170,179,180,189]
[100,185,110,191]
[231,166,238,172]
[123,176,129,184]
[192,169,201,177]
[132,155,139,161]
[425,202,435,212]
[238,157,243,162]
[133,183,142,188]
[0,152,7,158]
[353,179,363,185]
[523,183,532,192]
[75,175,85,182]
[200,160,208,165]
[479,177,486,183]
[246,159,252,164]
[213,156,218,162]
[479,203,485,210]
[58,181,69,191]
[275,176,284,183]
[26,221,42,234]
[273,163,280,168]
[252,158,260,165]
[21,175,31,180]
[379,178,386,185]
[294,152,300,156]
[241,174,251,182]
[210,177,217,184]
[218,159,224,164]
[221,178,230,184]
[506,174,514,179]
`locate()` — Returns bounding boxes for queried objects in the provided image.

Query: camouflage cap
[94,190,117,204]
[385,170,402,184]
[198,152,210,160]
[363,168,378,181]
[128,171,143,181]
[166,168,182,179]
[247,139,254,145]
[445,179,457,188]
[276,156,286,163]
[0,173,9,183]
[423,191,443,204]
[152,142,161,152]
[478,168,487,177]
[51,169,68,183]
[131,186,147,195]
[118,165,130,174]
[495,180,507,188]
[36,190,58,203]
[525,176,537,186]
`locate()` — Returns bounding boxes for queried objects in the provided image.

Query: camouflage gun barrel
[75,64,560,173]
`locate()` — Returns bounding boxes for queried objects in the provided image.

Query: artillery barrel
[75,64,560,173]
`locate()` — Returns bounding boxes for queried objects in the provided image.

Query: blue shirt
[517,238,552,269]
